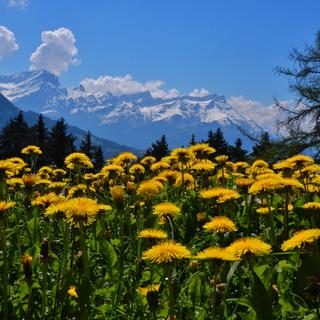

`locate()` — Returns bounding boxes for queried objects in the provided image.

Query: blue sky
[0,0,319,104]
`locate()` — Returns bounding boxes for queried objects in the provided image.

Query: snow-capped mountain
[0,70,282,150]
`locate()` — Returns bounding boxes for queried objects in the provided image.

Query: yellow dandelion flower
[21,145,42,155]
[35,178,52,186]
[129,164,145,175]
[192,160,215,171]
[115,152,137,164]
[153,202,180,219]
[199,188,240,203]
[189,143,215,159]
[150,161,170,172]
[31,192,63,207]
[22,174,39,186]
[63,197,112,227]
[101,164,124,175]
[110,185,125,209]
[281,229,320,251]
[52,169,67,179]
[38,166,53,174]
[232,162,250,171]
[215,155,229,163]
[226,237,272,259]
[248,176,284,194]
[287,154,314,166]
[162,155,179,166]
[281,178,304,189]
[301,164,320,173]
[196,212,206,221]
[142,240,191,264]
[138,229,168,239]
[203,216,237,233]
[273,160,295,171]
[235,177,254,187]
[68,285,78,298]
[158,170,179,181]
[137,180,163,200]
[171,148,194,163]
[0,201,16,212]
[302,202,320,211]
[194,246,238,261]
[174,172,195,189]
[6,178,23,188]
[140,156,156,166]
[252,160,269,170]
[64,152,93,170]
[136,284,160,297]
[45,201,68,217]
[256,207,274,215]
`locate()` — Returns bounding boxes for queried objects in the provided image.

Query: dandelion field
[0,145,320,319]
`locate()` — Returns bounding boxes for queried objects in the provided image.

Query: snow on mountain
[0,70,282,150]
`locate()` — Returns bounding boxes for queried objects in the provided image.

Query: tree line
[145,128,272,162]
[0,112,104,170]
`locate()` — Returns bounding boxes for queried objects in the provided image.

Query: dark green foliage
[0,111,30,158]
[144,135,170,160]
[189,133,196,146]
[80,131,94,159]
[206,128,229,156]
[47,118,76,167]
[92,145,105,171]
[276,30,320,160]
[228,138,248,162]
[30,114,49,166]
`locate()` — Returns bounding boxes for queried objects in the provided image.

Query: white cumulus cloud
[188,88,210,97]
[29,27,80,75]
[0,26,19,60]
[7,0,28,9]
[80,74,180,99]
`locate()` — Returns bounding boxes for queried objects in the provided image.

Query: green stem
[283,191,289,239]
[41,262,48,318]
[167,216,175,240]
[116,209,125,304]
[267,197,276,248]
[54,222,69,312]
[0,218,9,320]
[167,264,175,320]
[79,222,90,320]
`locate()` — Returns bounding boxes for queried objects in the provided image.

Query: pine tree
[47,118,76,167]
[145,135,169,160]
[251,132,273,160]
[80,131,94,159]
[276,30,320,158]
[30,114,48,165]
[207,128,229,156]
[93,145,104,171]
[0,111,31,158]
[228,138,248,162]
[189,133,196,146]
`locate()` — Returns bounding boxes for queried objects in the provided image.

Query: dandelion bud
[21,254,33,282]
[40,239,49,260]
[110,186,125,210]
[68,285,79,298]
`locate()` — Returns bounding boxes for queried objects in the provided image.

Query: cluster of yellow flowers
[1,143,320,308]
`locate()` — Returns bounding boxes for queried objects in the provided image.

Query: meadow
[0,144,320,319]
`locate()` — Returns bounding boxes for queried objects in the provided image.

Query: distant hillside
[0,93,142,158]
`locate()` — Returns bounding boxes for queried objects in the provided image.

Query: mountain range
[0,70,284,150]
[0,92,142,158]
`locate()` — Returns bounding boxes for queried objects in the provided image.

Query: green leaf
[100,240,118,278]
[251,269,273,320]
